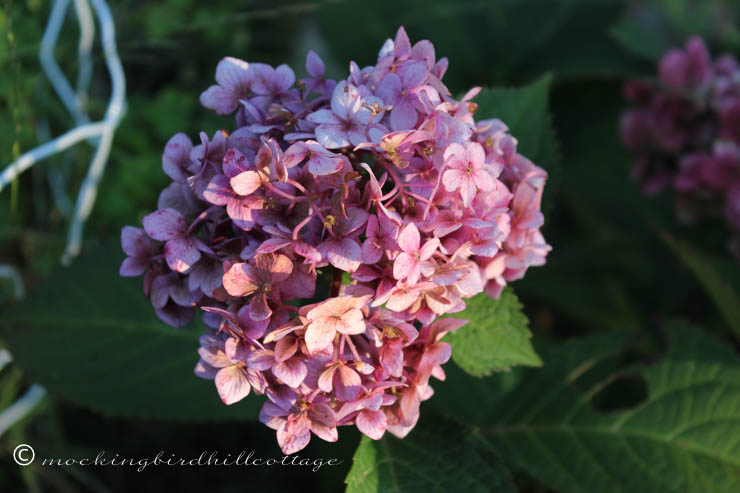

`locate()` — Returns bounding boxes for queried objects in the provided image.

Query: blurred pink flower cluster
[621,36,740,253]
[121,27,550,453]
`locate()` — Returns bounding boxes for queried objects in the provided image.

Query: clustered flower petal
[121,26,550,454]
[621,36,740,255]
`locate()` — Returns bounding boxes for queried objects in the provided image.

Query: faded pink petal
[397,223,420,252]
[222,263,258,297]
[215,365,251,404]
[356,409,387,440]
[307,152,343,175]
[393,252,418,283]
[230,171,261,196]
[274,336,298,362]
[305,322,337,354]
[335,364,361,401]
[272,359,307,388]
[380,339,404,377]
[419,238,440,260]
[442,168,465,193]
[310,422,338,442]
[337,308,366,335]
[246,349,276,371]
[318,365,337,393]
[277,427,311,455]
[249,292,272,321]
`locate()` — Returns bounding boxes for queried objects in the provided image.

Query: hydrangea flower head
[621,36,740,254]
[121,26,550,453]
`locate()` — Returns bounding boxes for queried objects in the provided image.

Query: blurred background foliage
[2,0,740,492]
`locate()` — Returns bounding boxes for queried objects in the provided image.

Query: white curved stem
[0,385,47,437]
[74,0,95,103]
[0,349,12,372]
[0,265,24,299]
[0,122,108,192]
[62,0,126,265]
[2,0,127,264]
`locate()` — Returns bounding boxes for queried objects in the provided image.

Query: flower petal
[307,153,343,175]
[334,364,361,401]
[142,208,186,241]
[305,321,336,354]
[230,170,261,196]
[272,359,307,388]
[200,85,237,114]
[306,49,325,78]
[277,428,311,455]
[356,409,387,440]
[247,349,276,371]
[397,223,420,252]
[215,365,251,405]
[216,57,251,93]
[249,292,272,321]
[119,256,148,277]
[310,422,338,442]
[315,124,350,149]
[165,237,201,272]
[202,174,236,206]
[222,263,258,297]
[306,109,339,125]
[393,252,416,280]
[327,238,362,272]
[338,308,366,335]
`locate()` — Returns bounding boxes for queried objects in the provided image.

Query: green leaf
[661,232,740,338]
[446,289,542,376]
[345,415,516,493]
[609,20,672,62]
[0,244,261,421]
[484,324,740,493]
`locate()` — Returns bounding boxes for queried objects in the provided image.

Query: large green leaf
[661,233,740,338]
[0,245,261,421]
[484,324,740,493]
[446,289,541,376]
[345,415,516,493]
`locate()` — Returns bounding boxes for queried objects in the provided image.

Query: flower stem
[329,267,343,298]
